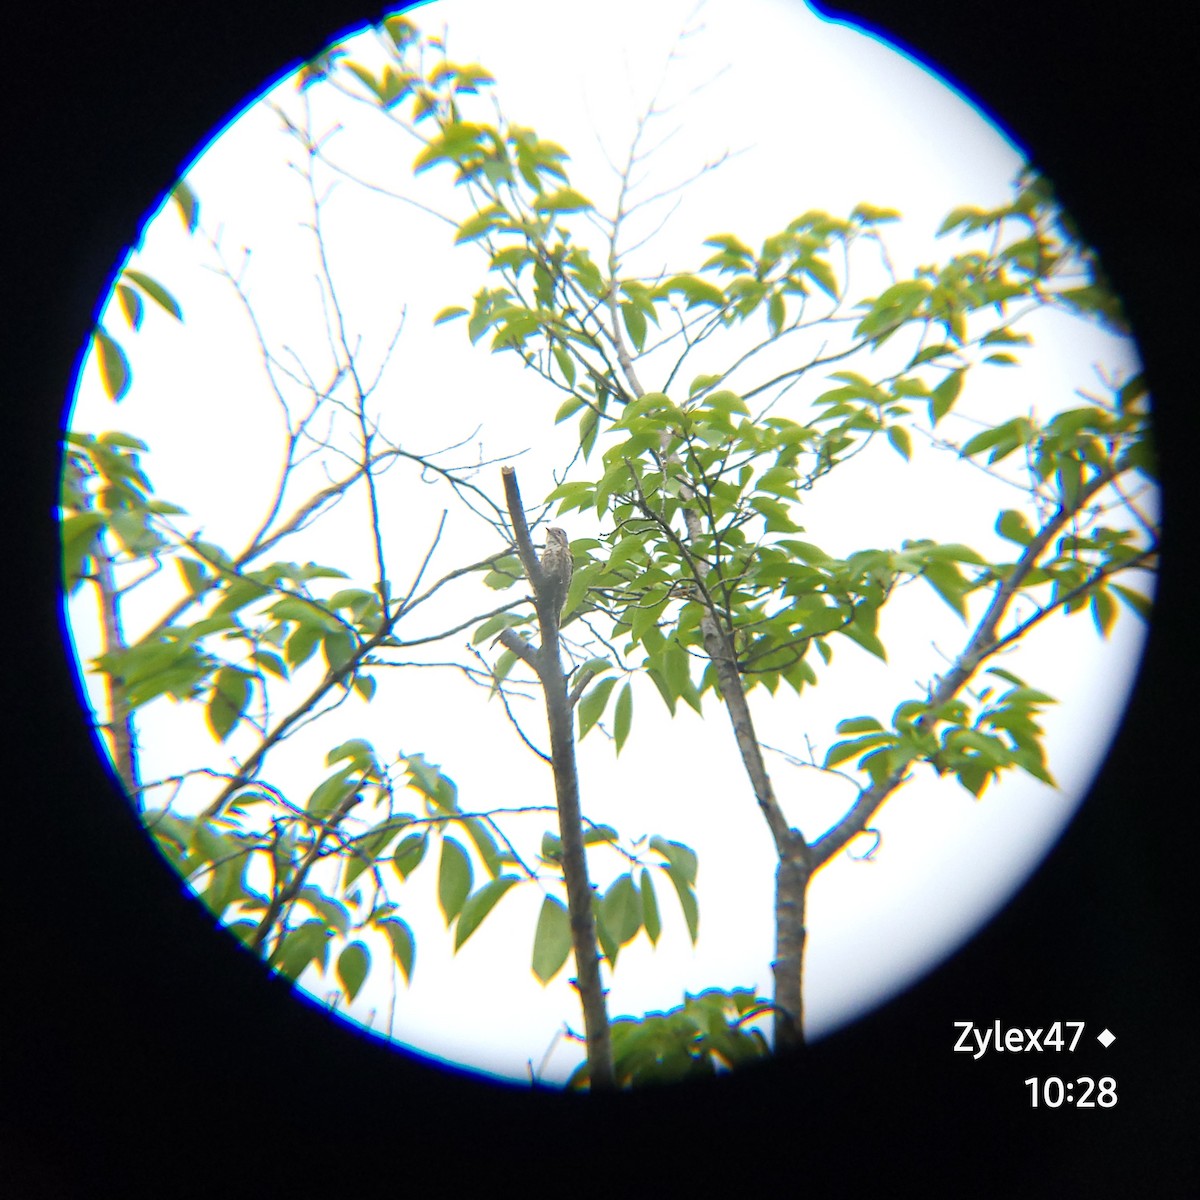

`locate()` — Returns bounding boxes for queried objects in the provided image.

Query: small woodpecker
[539,526,573,620]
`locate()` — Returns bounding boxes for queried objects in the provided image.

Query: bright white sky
[66,0,1152,1085]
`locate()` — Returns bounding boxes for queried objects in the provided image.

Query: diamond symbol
[1097,1028,1116,1048]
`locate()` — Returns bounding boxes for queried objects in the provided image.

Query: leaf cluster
[568,988,771,1088]
[91,181,197,401]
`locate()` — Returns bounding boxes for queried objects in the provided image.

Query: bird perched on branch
[539,526,573,622]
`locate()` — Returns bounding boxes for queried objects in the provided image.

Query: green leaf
[345,60,382,98]
[533,187,592,213]
[472,612,525,645]
[854,279,929,340]
[273,920,331,982]
[886,425,912,460]
[629,588,671,643]
[664,274,726,308]
[909,342,955,367]
[824,732,896,768]
[918,542,987,565]
[841,621,887,661]
[61,511,104,585]
[578,661,617,690]
[937,205,987,236]
[405,753,459,812]
[1056,455,1083,508]
[929,368,965,424]
[206,666,251,742]
[620,301,648,351]
[412,121,487,172]
[1117,372,1148,413]
[982,327,1032,347]
[433,305,468,325]
[826,370,886,403]
[748,495,802,533]
[454,204,507,244]
[602,874,642,946]
[208,576,266,617]
[782,539,832,566]
[688,372,725,397]
[116,283,144,329]
[336,941,370,1001]
[983,666,1025,687]
[123,270,183,320]
[176,556,211,594]
[614,681,633,753]
[806,256,839,300]
[1090,587,1117,638]
[170,179,200,232]
[1012,745,1056,788]
[1110,582,1152,622]
[189,539,234,573]
[296,884,353,936]
[92,430,148,451]
[767,291,786,336]
[921,560,969,619]
[200,852,249,920]
[594,900,620,968]
[607,533,648,570]
[578,675,617,740]
[582,824,619,847]
[376,917,415,983]
[284,625,320,669]
[459,815,503,879]
[579,406,600,459]
[996,509,1034,545]
[327,738,376,770]
[344,820,406,887]
[437,837,472,925]
[702,232,755,262]
[552,343,577,388]
[109,508,162,555]
[1057,283,1124,326]
[650,836,698,885]
[851,203,900,224]
[306,765,357,821]
[94,328,131,401]
[836,715,884,734]
[123,652,210,708]
[455,876,519,950]
[961,418,1031,462]
[226,920,258,948]
[640,868,661,945]
[531,895,572,983]
[661,866,699,944]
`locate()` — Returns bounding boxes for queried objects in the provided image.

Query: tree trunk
[91,531,141,806]
[501,467,614,1089]
[541,616,615,1088]
[772,852,810,1051]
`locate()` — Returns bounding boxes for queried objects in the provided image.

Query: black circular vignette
[7,1,1193,1194]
